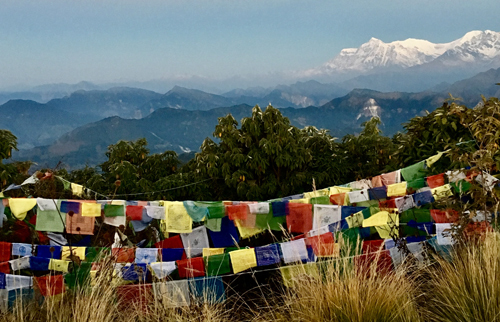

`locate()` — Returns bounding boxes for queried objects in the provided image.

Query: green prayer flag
[255,205,286,231]
[205,254,231,276]
[450,180,471,193]
[406,178,426,193]
[85,247,111,262]
[335,228,362,257]
[36,201,66,233]
[401,160,426,181]
[64,262,92,289]
[104,204,124,217]
[355,200,380,208]
[205,218,222,232]
[206,203,225,219]
[309,196,330,205]
[400,209,432,223]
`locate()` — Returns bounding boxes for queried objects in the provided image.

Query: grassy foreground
[2,233,500,322]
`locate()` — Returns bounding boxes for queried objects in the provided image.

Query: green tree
[194,105,339,200]
[0,130,19,190]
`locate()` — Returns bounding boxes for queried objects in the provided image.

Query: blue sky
[1,0,499,89]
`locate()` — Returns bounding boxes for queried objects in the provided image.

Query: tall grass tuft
[255,246,422,322]
[423,231,500,322]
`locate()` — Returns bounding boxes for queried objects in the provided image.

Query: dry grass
[422,231,500,322]
[4,234,500,322]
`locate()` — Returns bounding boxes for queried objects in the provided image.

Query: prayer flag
[229,248,257,273]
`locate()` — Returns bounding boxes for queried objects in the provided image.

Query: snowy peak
[308,30,500,75]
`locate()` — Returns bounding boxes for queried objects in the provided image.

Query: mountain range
[1,30,499,169]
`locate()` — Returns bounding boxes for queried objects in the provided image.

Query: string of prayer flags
[8,198,37,220]
[180,226,210,258]
[286,203,313,233]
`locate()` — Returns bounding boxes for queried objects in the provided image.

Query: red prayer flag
[226,204,248,221]
[286,203,313,234]
[126,205,144,221]
[112,248,135,263]
[0,242,11,262]
[379,199,396,210]
[308,232,336,257]
[430,209,459,223]
[0,262,10,274]
[355,250,393,276]
[116,284,152,312]
[427,173,445,189]
[35,275,65,296]
[362,239,385,254]
[329,193,346,205]
[176,257,205,278]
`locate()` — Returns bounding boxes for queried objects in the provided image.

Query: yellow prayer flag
[164,201,193,234]
[81,203,101,217]
[345,211,364,228]
[431,184,453,201]
[288,198,310,204]
[387,182,407,197]
[61,246,87,261]
[49,259,70,272]
[71,183,84,197]
[280,263,320,288]
[235,219,264,239]
[229,248,257,274]
[375,225,399,239]
[362,211,399,227]
[426,151,446,167]
[329,186,352,195]
[202,248,225,258]
[303,188,329,199]
[8,198,37,220]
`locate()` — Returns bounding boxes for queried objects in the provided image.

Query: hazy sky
[1,0,499,89]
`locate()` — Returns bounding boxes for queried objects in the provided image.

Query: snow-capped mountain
[304,30,500,77]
